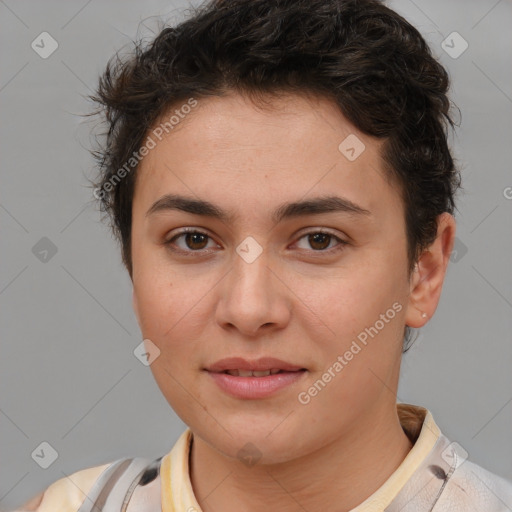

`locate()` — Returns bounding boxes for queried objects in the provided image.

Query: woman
[14,0,512,510]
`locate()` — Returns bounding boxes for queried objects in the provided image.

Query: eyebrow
[145,194,372,224]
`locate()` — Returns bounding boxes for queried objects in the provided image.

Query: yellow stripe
[352,404,441,511]
[161,451,174,512]
[161,429,202,511]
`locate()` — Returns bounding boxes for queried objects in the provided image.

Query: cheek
[132,255,191,337]
[135,286,172,337]
[300,263,406,376]
[132,265,215,369]
[133,275,206,419]
[303,268,403,334]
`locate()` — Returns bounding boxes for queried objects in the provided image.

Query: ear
[404,212,456,328]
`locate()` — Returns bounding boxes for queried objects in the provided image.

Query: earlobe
[404,212,456,328]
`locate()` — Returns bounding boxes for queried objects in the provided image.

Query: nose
[215,249,291,337]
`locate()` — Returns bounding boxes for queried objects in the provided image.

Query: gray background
[1,0,511,509]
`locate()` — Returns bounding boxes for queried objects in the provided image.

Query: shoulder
[13,461,112,512]
[436,459,512,511]
[13,456,163,512]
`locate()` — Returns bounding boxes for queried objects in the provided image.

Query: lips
[206,356,306,374]
[224,369,283,377]
[205,357,308,399]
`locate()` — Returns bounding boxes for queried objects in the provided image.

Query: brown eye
[183,232,209,250]
[295,230,347,253]
[165,229,218,254]
[307,233,332,251]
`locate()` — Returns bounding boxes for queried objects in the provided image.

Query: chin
[193,419,315,466]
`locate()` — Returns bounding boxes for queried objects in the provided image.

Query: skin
[130,91,456,512]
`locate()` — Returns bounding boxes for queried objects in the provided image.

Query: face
[131,92,418,463]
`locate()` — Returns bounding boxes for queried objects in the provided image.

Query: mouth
[204,357,308,399]
[218,368,305,377]
[205,356,307,374]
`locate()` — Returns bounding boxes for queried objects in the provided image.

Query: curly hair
[88,0,462,353]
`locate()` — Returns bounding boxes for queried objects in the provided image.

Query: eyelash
[164,227,348,257]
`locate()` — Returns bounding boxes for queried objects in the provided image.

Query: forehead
[133,92,401,224]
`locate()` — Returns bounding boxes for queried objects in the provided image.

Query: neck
[189,403,413,512]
